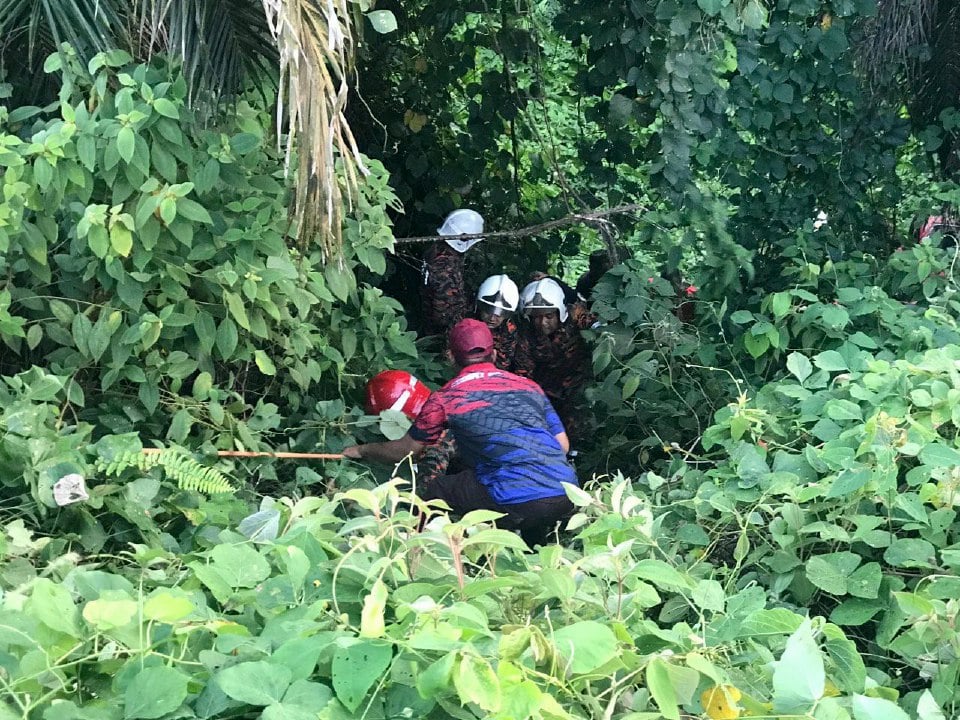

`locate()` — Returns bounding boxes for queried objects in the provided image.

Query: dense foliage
[4,0,960,719]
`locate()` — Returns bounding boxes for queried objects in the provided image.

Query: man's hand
[340,434,425,465]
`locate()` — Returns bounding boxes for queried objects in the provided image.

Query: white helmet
[520,278,568,323]
[476,274,519,317]
[438,209,485,253]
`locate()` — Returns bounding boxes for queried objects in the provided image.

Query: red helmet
[364,371,431,419]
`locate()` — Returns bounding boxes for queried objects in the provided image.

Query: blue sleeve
[544,397,565,436]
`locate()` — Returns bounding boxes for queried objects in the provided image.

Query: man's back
[409,362,577,504]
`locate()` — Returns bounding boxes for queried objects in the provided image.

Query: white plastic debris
[53,474,89,506]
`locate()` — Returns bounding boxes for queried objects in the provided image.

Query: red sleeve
[409,393,447,445]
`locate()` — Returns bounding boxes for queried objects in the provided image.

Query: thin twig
[393,203,648,244]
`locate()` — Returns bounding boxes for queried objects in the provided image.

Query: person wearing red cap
[344,319,578,546]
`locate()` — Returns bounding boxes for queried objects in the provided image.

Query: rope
[392,203,648,245]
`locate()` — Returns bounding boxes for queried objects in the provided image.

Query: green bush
[0,46,416,456]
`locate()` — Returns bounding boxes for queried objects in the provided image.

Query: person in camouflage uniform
[474,274,521,371]
[514,278,592,445]
[421,209,485,336]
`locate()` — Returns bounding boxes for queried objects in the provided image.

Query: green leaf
[324,263,354,302]
[83,597,138,629]
[229,133,260,155]
[216,318,239,359]
[43,53,63,73]
[331,639,393,713]
[632,559,693,590]
[153,98,179,119]
[177,198,213,224]
[786,352,813,383]
[454,654,500,712]
[143,590,195,622]
[270,637,330,681]
[159,197,177,225]
[265,681,333,719]
[851,695,910,720]
[646,659,679,720]
[823,626,866,693]
[124,666,190,719]
[367,9,398,33]
[884,538,936,568]
[742,0,767,28]
[254,349,277,376]
[772,619,824,714]
[919,442,960,467]
[26,578,80,637]
[846,563,882,599]
[696,0,721,15]
[807,552,861,596]
[773,83,795,104]
[826,468,871,498]
[621,373,641,401]
[917,691,947,720]
[743,332,769,358]
[111,225,133,256]
[551,621,618,674]
[210,543,271,587]
[416,652,456,699]
[826,399,861,422]
[814,350,847,371]
[77,134,96,171]
[217,661,291,706]
[224,291,250,330]
[117,127,136,162]
[771,291,791,319]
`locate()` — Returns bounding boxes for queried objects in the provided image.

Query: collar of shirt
[449,362,502,387]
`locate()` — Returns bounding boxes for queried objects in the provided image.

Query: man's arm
[343,434,426,465]
[555,432,570,454]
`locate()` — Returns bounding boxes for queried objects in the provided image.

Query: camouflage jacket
[417,430,457,490]
[491,318,519,371]
[421,241,469,336]
[513,319,591,404]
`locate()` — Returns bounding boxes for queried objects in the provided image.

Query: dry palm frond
[130,0,278,112]
[261,0,368,259]
[858,0,937,92]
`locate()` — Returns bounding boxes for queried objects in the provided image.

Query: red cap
[449,319,494,364]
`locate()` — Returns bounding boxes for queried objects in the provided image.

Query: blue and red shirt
[409,363,578,504]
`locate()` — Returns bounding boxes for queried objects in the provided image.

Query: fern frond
[97,448,235,495]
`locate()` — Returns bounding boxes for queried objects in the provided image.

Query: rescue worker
[475,274,520,371]
[363,370,455,491]
[513,278,592,444]
[916,208,960,249]
[344,319,578,547]
[576,249,614,303]
[420,209,485,336]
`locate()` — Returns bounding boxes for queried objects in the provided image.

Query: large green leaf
[209,543,271,587]
[216,661,291,706]
[772,619,825,713]
[124,666,190,719]
[806,552,861,596]
[26,578,80,638]
[851,694,910,720]
[645,659,679,720]
[331,639,393,712]
[551,621,618,674]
